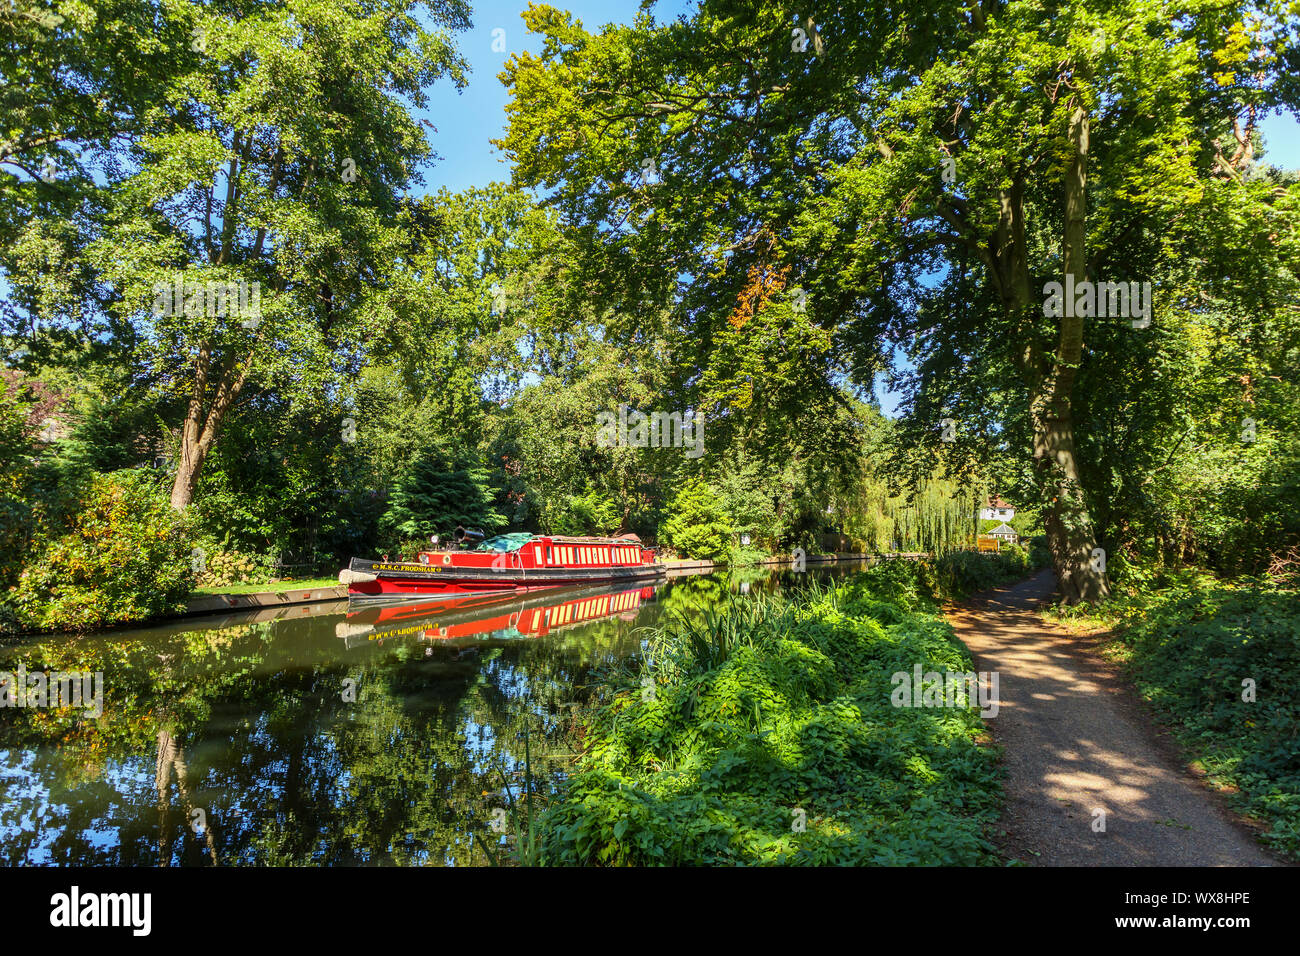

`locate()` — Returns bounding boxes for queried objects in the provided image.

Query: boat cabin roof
[463,533,646,553]
[469,532,536,552]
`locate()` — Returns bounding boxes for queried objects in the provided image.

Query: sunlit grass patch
[192,576,341,596]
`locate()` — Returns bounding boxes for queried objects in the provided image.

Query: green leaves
[660,476,732,559]
[4,0,474,508]
[4,469,195,631]
[380,453,507,540]
[533,565,1004,866]
[499,0,1300,597]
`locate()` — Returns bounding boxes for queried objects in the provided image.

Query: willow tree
[499,0,1299,602]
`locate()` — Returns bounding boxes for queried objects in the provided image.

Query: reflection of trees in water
[1,572,869,864]
[155,730,216,866]
[0,603,646,865]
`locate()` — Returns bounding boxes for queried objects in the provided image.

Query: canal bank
[185,584,349,617]
[529,554,1014,865]
[182,551,928,618]
[0,560,875,865]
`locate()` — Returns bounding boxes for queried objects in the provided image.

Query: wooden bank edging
[183,552,928,618]
[184,585,348,618]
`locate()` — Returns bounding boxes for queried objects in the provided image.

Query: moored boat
[339,532,665,600]
[335,581,657,647]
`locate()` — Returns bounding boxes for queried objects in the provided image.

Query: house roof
[984,496,1014,510]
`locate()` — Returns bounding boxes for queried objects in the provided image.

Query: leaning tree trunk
[1036,102,1109,604]
[169,345,252,511]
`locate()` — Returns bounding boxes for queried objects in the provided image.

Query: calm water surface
[0,562,868,865]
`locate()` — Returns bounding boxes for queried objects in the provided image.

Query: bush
[0,371,72,589]
[725,543,771,567]
[3,470,195,632]
[919,549,1032,600]
[999,541,1030,567]
[660,477,733,560]
[193,548,269,588]
[534,567,1002,865]
[549,485,620,536]
[381,453,507,540]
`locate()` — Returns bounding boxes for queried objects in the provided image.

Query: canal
[0,561,870,865]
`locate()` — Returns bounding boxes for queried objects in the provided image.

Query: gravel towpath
[946,570,1279,866]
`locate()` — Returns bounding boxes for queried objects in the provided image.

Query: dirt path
[947,569,1278,866]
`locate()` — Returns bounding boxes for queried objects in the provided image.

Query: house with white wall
[978,497,1015,522]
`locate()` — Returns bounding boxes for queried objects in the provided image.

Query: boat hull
[341,556,666,599]
[336,582,658,646]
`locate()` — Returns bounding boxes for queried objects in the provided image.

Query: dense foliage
[534,557,1031,865]
[1049,567,1300,860]
[659,477,734,560]
[498,0,1300,602]
[5,470,194,632]
[380,452,507,541]
[0,0,1293,717]
[0,0,1295,877]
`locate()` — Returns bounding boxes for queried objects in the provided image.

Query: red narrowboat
[335,582,657,647]
[339,532,665,600]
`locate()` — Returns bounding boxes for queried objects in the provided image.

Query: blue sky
[418,0,695,193]
[420,2,1300,417]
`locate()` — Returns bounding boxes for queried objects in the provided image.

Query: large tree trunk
[939,89,1110,604]
[1036,103,1108,604]
[169,344,252,511]
[169,432,207,512]
[1031,389,1107,602]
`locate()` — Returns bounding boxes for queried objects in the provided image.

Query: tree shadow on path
[947,570,1283,866]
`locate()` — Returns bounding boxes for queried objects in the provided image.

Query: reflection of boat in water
[339,532,666,599]
[335,581,657,648]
